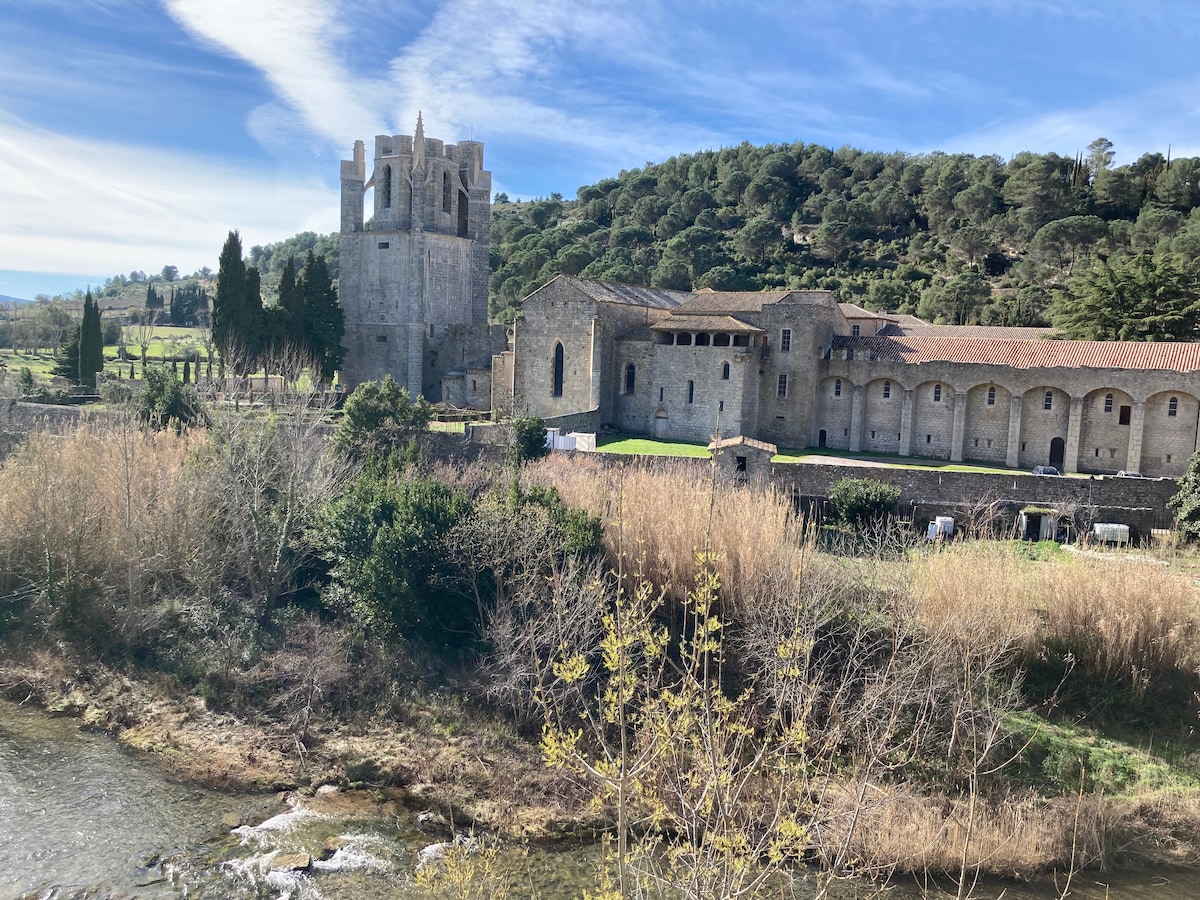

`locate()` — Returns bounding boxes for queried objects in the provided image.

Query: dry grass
[528,454,807,608]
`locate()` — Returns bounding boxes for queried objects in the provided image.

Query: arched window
[442,171,452,213]
[624,363,635,395]
[1104,392,1113,413]
[382,164,392,208]
[987,386,996,406]
[721,362,730,380]
[933,384,942,402]
[834,379,842,397]
[882,380,891,399]
[552,343,564,397]
[1170,396,1179,417]
[1044,391,1053,410]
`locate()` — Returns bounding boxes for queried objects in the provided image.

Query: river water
[3,697,1199,900]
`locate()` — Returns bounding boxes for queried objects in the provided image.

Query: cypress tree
[278,254,306,354]
[300,250,345,386]
[213,230,264,375]
[79,290,103,388]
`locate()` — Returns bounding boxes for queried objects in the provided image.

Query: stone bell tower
[338,114,492,399]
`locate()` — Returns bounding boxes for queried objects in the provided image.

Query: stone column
[951,389,968,462]
[1064,395,1083,474]
[899,389,914,456]
[1006,394,1023,468]
[849,384,865,452]
[1126,400,1146,473]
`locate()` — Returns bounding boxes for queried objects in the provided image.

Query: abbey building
[494,275,1200,478]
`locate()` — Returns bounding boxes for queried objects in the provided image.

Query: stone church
[337,116,500,403]
[493,275,1200,478]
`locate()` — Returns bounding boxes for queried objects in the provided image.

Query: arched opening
[818,429,828,448]
[382,164,392,208]
[442,171,452,213]
[458,190,470,236]
[721,361,730,380]
[552,343,564,397]
[624,363,635,395]
[1049,437,1065,469]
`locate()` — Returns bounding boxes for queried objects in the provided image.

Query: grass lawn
[596,436,712,457]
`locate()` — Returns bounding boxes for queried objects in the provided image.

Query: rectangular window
[375,335,387,342]
[780,329,792,352]
[718,400,724,412]
[1119,405,1131,425]
[687,380,695,404]
[378,242,389,249]
[926,434,932,444]
[777,373,788,398]
[852,324,860,337]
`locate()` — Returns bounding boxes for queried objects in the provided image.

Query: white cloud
[0,113,338,277]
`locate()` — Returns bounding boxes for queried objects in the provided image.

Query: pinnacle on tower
[413,111,425,173]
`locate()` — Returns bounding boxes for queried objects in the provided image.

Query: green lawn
[596,436,712,457]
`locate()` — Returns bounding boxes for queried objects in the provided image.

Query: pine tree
[79,290,103,388]
[301,250,345,385]
[51,324,81,382]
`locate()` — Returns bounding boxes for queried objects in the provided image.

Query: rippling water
[3,697,1200,900]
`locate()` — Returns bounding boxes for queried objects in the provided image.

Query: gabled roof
[839,302,895,321]
[551,276,688,310]
[708,435,778,454]
[832,334,1200,373]
[650,315,763,333]
[672,289,835,315]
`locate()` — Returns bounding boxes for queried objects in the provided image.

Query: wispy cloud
[0,113,337,276]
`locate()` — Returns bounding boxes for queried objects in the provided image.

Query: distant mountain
[0,294,31,305]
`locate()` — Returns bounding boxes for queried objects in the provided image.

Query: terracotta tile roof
[833,334,1200,373]
[558,276,688,310]
[707,435,778,454]
[651,315,763,333]
[673,289,834,315]
[880,323,1058,339]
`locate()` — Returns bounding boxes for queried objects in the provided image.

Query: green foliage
[1169,451,1200,535]
[17,366,34,394]
[51,323,80,383]
[300,250,344,384]
[334,375,431,458]
[137,364,204,431]
[510,415,549,464]
[317,462,473,646]
[212,230,264,374]
[829,476,901,528]
[1052,252,1200,341]
[79,290,103,389]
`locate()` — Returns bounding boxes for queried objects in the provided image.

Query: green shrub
[829,476,901,528]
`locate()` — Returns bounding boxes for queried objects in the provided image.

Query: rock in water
[270,851,312,871]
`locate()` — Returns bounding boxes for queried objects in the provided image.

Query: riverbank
[0,649,596,843]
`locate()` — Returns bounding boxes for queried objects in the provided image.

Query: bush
[829,476,901,528]
[510,415,549,464]
[334,375,431,459]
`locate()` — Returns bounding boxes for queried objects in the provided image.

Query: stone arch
[813,376,853,450]
[963,382,1011,464]
[1019,385,1070,469]
[1078,387,1133,474]
[911,379,954,459]
[1142,390,1199,476]
[863,377,902,454]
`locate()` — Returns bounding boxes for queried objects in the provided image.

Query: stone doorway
[1049,436,1065,469]
[653,410,669,438]
[818,429,827,448]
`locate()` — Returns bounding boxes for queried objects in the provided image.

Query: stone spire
[412,111,425,173]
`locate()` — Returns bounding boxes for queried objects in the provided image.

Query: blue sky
[4,0,1200,300]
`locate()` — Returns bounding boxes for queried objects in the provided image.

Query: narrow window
[382,164,392,208]
[442,171,452,213]
[926,434,931,443]
[987,386,995,406]
[834,379,842,397]
[1104,392,1113,413]
[974,438,979,447]
[471,379,477,391]
[852,324,860,337]
[1169,396,1179,417]
[659,387,664,402]
[1095,448,1100,457]
[721,362,730,380]
[883,380,891,398]
[688,380,695,404]
[719,400,724,412]
[777,373,788,398]
[933,384,942,402]
[624,363,635,395]
[552,343,564,397]
[1043,391,1053,410]
[780,329,792,352]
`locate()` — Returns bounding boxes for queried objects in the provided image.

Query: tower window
[780,329,792,352]
[987,386,995,406]
[883,380,891,399]
[1104,392,1113,413]
[1169,396,1179,417]
[687,380,695,404]
[1044,391,1053,410]
[443,171,452,213]
[624,363,635,395]
[834,378,842,397]
[777,373,788,398]
[552,342,564,397]
[721,362,730,380]
[382,164,392,208]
